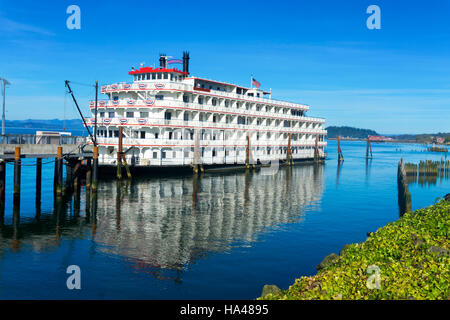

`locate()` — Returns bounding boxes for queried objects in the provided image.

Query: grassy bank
[259,198,450,300]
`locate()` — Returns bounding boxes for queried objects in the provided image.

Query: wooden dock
[0,144,99,224]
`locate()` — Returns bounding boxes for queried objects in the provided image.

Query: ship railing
[94,137,326,148]
[91,98,325,124]
[99,82,313,111]
[91,118,327,135]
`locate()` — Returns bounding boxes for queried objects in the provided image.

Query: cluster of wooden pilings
[427,146,448,154]
[404,159,450,185]
[0,146,98,227]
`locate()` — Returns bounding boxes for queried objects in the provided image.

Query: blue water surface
[0,140,448,299]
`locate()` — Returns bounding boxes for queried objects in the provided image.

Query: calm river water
[0,140,448,299]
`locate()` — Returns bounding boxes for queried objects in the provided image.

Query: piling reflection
[0,164,325,279]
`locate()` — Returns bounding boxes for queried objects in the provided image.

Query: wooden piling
[338,136,344,162]
[287,133,293,166]
[246,133,250,169]
[121,153,132,179]
[73,160,81,194]
[117,126,123,180]
[314,135,319,162]
[13,147,21,208]
[366,137,373,159]
[55,146,63,197]
[35,158,42,214]
[0,159,5,224]
[86,158,92,190]
[65,160,74,192]
[92,146,99,193]
[73,161,81,217]
[397,158,412,216]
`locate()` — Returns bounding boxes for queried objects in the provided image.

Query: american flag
[251,77,261,89]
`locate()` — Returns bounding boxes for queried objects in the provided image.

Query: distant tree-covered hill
[5,119,85,135]
[325,126,379,139]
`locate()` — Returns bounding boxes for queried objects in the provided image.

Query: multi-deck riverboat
[86,52,326,172]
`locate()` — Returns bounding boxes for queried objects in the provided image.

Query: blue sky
[0,0,449,134]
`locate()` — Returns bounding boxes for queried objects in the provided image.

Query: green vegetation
[259,199,450,300]
[325,126,378,139]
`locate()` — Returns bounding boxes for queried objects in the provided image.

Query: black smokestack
[183,51,190,74]
[159,54,166,68]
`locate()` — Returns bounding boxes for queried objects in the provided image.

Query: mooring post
[338,136,344,162]
[0,159,5,224]
[246,133,250,169]
[92,146,99,193]
[397,158,412,216]
[121,153,132,179]
[56,146,63,197]
[287,133,292,166]
[117,126,123,180]
[13,147,21,209]
[35,158,42,219]
[314,135,319,162]
[366,137,373,159]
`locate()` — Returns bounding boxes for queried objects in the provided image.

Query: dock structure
[0,141,95,223]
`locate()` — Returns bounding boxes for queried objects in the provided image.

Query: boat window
[164,111,172,120]
[157,73,162,79]
[183,94,189,103]
[126,112,134,118]
[184,113,189,121]
[140,131,145,139]
[152,73,156,80]
[140,112,148,118]
[153,152,157,159]
[164,73,168,80]
[198,96,204,104]
[108,112,115,118]
[156,95,164,100]
[100,112,105,118]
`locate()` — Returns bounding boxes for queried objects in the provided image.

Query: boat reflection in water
[1,164,325,280]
